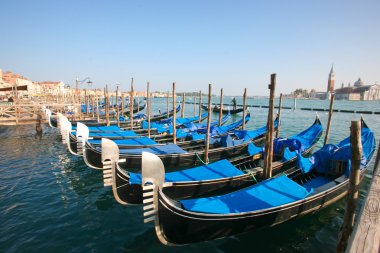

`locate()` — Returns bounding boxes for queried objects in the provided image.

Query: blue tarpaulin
[89,137,157,146]
[88,130,138,138]
[180,175,313,214]
[297,125,375,174]
[119,143,187,155]
[129,159,244,184]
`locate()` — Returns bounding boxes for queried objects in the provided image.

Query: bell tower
[327,65,335,92]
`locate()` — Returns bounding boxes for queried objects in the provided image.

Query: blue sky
[0,0,379,96]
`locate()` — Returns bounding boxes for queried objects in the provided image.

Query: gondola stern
[76,122,89,156]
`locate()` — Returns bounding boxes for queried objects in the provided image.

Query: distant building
[334,78,380,100]
[0,69,66,98]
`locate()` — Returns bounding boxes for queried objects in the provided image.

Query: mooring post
[337,120,362,253]
[198,90,202,123]
[204,84,212,164]
[137,97,140,114]
[263,74,276,179]
[172,82,177,144]
[105,85,110,126]
[193,94,196,117]
[130,78,134,130]
[116,85,120,127]
[121,93,125,117]
[85,89,88,115]
[96,94,100,123]
[242,88,247,130]
[324,94,335,145]
[219,88,223,125]
[345,141,380,252]
[181,92,185,118]
[167,91,170,118]
[147,82,151,138]
[91,95,95,119]
[293,93,297,111]
[276,93,283,138]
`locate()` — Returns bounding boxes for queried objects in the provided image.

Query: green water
[0,98,379,252]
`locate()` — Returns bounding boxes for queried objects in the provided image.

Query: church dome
[354,78,364,87]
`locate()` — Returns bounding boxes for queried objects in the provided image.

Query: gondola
[83,113,275,170]
[63,112,250,158]
[47,104,179,129]
[102,116,322,204]
[141,118,375,245]
[149,105,181,122]
[201,104,245,114]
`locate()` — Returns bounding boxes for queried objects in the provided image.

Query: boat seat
[334,176,347,184]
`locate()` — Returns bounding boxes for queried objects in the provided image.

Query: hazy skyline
[1,0,379,96]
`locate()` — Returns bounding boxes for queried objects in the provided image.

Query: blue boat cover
[89,137,157,146]
[232,118,279,142]
[158,112,208,125]
[297,125,375,174]
[180,175,313,214]
[119,143,187,155]
[273,121,323,162]
[129,159,244,184]
[72,125,122,132]
[88,130,138,138]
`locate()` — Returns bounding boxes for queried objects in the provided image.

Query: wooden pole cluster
[337,121,362,253]
[263,74,277,179]
[219,88,223,125]
[324,94,335,145]
[275,93,283,138]
[204,84,212,164]
[242,88,247,130]
[130,78,134,130]
[172,83,177,144]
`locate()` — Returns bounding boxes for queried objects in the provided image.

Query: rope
[243,168,258,183]
[195,152,209,165]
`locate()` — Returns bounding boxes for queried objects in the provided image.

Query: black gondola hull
[155,175,354,245]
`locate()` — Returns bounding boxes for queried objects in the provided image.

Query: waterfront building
[334,78,380,100]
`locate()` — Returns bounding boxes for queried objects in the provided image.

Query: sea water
[0,97,379,252]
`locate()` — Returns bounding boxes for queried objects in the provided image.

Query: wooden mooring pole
[147,82,151,138]
[219,88,223,125]
[324,94,335,145]
[193,95,196,117]
[105,86,110,126]
[346,141,380,253]
[263,74,276,179]
[204,84,212,164]
[198,90,202,123]
[181,93,185,118]
[276,93,283,138]
[337,120,362,253]
[116,85,120,127]
[130,78,134,130]
[242,88,247,130]
[167,91,169,118]
[172,82,177,144]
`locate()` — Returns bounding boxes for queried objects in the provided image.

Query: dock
[346,144,380,253]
